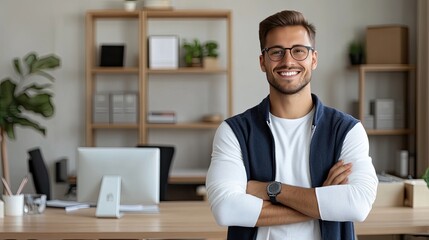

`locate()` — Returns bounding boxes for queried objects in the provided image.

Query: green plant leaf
[35,70,55,82]
[22,83,52,93]
[0,79,17,108]
[423,168,429,188]
[31,55,60,73]
[24,52,38,73]
[13,59,23,77]
[16,93,54,117]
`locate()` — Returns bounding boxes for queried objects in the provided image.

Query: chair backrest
[28,148,51,200]
[136,145,174,201]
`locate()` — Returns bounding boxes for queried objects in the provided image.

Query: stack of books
[147,111,176,123]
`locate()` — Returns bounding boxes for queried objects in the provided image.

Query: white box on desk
[373,181,404,207]
[404,179,429,208]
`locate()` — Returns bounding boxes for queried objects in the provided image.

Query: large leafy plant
[0,52,60,184]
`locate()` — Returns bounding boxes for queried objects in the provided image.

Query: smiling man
[206,10,378,240]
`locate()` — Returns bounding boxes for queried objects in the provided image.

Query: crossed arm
[206,122,377,227]
[247,160,352,226]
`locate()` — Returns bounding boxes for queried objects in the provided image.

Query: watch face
[268,182,281,194]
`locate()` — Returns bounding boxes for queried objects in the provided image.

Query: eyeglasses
[262,45,314,62]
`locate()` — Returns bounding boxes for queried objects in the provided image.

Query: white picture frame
[148,35,179,69]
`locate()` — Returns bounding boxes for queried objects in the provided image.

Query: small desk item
[95,175,122,218]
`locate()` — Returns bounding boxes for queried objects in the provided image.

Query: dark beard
[267,73,311,95]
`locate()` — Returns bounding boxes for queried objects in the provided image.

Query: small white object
[96,175,122,218]
[397,150,409,178]
[0,200,4,218]
[124,0,137,11]
[3,194,24,216]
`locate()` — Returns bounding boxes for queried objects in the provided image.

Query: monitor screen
[77,147,160,205]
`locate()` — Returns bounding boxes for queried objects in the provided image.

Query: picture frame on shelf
[148,35,179,69]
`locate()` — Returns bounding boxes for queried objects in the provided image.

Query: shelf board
[352,64,415,72]
[366,129,413,136]
[147,67,227,74]
[169,168,207,184]
[147,122,221,129]
[91,123,139,129]
[146,9,230,19]
[91,67,139,74]
[87,10,140,18]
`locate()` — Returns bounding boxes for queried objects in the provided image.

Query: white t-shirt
[206,109,378,240]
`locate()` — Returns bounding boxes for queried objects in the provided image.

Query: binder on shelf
[148,35,179,69]
[93,93,110,123]
[370,99,395,129]
[111,92,138,123]
[147,111,177,123]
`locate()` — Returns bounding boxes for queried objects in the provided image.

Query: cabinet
[353,64,416,177]
[85,10,232,184]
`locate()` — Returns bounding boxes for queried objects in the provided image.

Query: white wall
[0,0,417,198]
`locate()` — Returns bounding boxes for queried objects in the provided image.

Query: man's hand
[323,160,352,186]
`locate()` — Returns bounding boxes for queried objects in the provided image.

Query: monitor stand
[95,175,123,218]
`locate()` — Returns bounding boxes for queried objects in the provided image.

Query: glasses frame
[261,45,315,62]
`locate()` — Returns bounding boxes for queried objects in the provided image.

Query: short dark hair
[259,10,316,50]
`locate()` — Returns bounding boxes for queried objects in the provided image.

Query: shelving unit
[353,64,416,176]
[85,9,232,185]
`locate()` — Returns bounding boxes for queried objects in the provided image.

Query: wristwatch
[266,181,282,204]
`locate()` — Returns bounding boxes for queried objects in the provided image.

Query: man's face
[259,26,318,95]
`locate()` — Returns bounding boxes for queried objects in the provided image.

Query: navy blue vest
[225,94,358,240]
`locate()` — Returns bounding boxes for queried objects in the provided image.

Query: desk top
[355,206,429,235]
[1,201,429,239]
[0,201,226,239]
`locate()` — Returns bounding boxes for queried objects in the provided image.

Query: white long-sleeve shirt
[206,111,378,240]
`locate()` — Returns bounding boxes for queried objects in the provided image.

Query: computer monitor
[77,147,160,214]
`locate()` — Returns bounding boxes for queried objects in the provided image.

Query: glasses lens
[291,46,309,61]
[267,47,285,61]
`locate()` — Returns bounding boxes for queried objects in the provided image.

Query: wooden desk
[356,207,429,235]
[1,202,429,239]
[0,201,226,239]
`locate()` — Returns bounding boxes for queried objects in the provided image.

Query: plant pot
[189,57,202,67]
[349,53,363,65]
[203,57,218,69]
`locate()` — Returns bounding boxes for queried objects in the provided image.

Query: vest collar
[259,93,324,127]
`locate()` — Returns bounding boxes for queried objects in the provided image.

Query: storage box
[366,25,408,64]
[373,181,404,207]
[404,179,429,208]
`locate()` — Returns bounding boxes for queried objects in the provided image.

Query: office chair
[136,145,175,201]
[28,148,51,200]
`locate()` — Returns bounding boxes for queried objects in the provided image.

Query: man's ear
[259,54,267,72]
[311,51,318,70]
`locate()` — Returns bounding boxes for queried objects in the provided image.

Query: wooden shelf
[147,122,221,129]
[91,123,139,129]
[352,64,415,72]
[147,68,227,74]
[85,9,232,185]
[91,67,139,74]
[366,129,413,136]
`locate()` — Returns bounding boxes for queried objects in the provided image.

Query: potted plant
[182,39,203,67]
[203,40,219,69]
[0,52,60,185]
[348,41,364,65]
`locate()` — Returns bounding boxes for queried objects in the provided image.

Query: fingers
[323,160,352,186]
